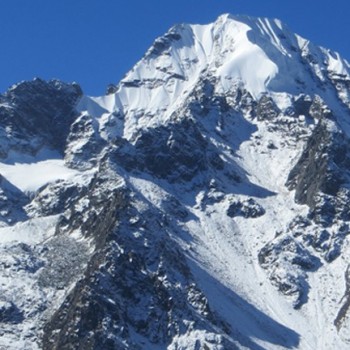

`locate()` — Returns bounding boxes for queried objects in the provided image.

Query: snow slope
[0,160,79,193]
[79,14,350,139]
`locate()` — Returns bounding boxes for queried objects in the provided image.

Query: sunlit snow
[0,160,79,193]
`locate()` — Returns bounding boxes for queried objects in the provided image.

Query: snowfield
[0,159,80,193]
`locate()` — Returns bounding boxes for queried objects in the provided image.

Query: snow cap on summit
[79,14,350,141]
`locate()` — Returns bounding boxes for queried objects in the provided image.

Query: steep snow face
[78,14,350,141]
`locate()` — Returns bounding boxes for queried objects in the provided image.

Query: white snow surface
[78,14,350,141]
[0,149,80,193]
[0,215,57,244]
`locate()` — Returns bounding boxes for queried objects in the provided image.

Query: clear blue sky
[1,0,349,95]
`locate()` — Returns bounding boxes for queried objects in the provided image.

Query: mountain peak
[2,14,350,350]
[77,14,350,142]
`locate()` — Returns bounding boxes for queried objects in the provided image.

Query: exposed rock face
[42,192,232,350]
[227,198,265,219]
[258,236,321,308]
[256,95,280,121]
[286,119,350,225]
[287,122,343,208]
[112,118,224,183]
[64,113,107,170]
[2,14,350,350]
[36,156,237,349]
[0,78,82,157]
[0,175,29,225]
[335,265,350,342]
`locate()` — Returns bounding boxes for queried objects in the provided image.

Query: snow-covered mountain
[2,13,350,349]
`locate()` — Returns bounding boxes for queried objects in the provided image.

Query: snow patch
[0,159,80,193]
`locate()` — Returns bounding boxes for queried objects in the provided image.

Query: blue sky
[1,0,349,95]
